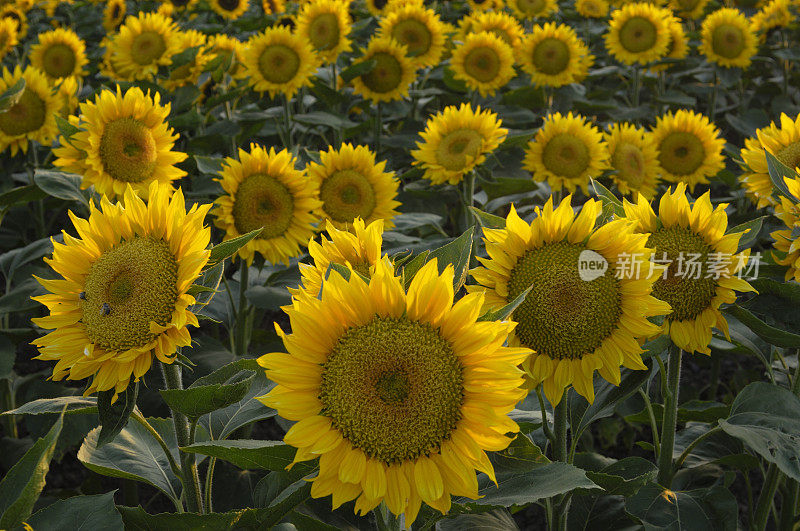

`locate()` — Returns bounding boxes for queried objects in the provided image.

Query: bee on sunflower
[739,113,800,209]
[699,7,758,69]
[258,258,529,523]
[605,122,661,200]
[605,2,672,65]
[32,181,212,400]
[517,22,594,88]
[0,65,59,156]
[450,31,516,97]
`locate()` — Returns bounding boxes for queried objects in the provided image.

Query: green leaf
[194,155,225,175]
[170,45,200,68]
[201,372,277,439]
[490,433,548,475]
[427,226,474,291]
[97,380,138,447]
[719,381,800,481]
[180,439,302,471]
[77,418,182,504]
[401,250,430,290]
[293,111,356,130]
[3,396,98,416]
[159,360,256,418]
[25,492,123,531]
[478,287,530,322]
[55,114,82,142]
[765,149,799,203]
[470,206,506,229]
[190,262,224,313]
[118,506,258,530]
[206,229,263,268]
[728,216,764,252]
[722,304,800,347]
[438,509,520,531]
[625,400,729,425]
[33,170,89,207]
[0,409,63,529]
[456,462,598,509]
[625,483,738,530]
[0,77,24,113]
[584,457,657,497]
[340,58,377,83]
[245,285,291,309]
[590,179,624,217]
[0,184,48,210]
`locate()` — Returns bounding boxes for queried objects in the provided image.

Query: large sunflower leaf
[24,492,123,531]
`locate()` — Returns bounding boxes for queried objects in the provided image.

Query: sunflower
[623,183,755,354]
[0,66,59,156]
[350,37,416,103]
[739,113,800,209]
[605,123,661,200]
[467,10,525,50]
[650,15,689,72]
[162,0,199,12]
[160,30,212,91]
[242,26,321,100]
[468,198,670,404]
[605,3,672,65]
[52,86,187,200]
[378,5,446,68]
[103,0,126,33]
[524,112,609,195]
[295,0,351,64]
[29,28,88,82]
[699,8,757,69]
[411,104,507,186]
[210,0,249,19]
[208,34,247,77]
[56,76,79,117]
[307,143,400,229]
[364,0,391,16]
[106,12,181,81]
[262,0,285,15]
[576,0,610,18]
[467,0,499,11]
[450,31,515,97]
[32,182,211,400]
[507,0,559,19]
[0,5,27,40]
[750,0,794,37]
[292,218,385,299]
[257,258,528,523]
[650,109,725,191]
[213,144,322,266]
[772,178,800,282]
[668,0,710,19]
[0,17,18,61]
[517,23,594,88]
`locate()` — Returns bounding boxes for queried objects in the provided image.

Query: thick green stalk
[657,346,682,487]
[552,397,569,531]
[234,263,250,357]
[754,464,782,531]
[162,362,204,514]
[374,102,382,154]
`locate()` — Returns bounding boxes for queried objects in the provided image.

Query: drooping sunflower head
[0,65,59,156]
[450,31,516,97]
[0,17,18,60]
[307,143,400,229]
[468,197,670,404]
[623,183,755,354]
[605,122,661,200]
[30,26,88,82]
[350,37,416,103]
[32,181,212,400]
[467,10,525,50]
[668,0,710,19]
[160,29,212,91]
[699,7,758,69]
[378,4,446,68]
[507,0,559,20]
[739,113,800,209]
[53,86,187,200]
[243,26,322,99]
[258,258,529,523]
[210,0,249,19]
[605,2,672,65]
[105,12,181,81]
[524,112,610,195]
[411,103,507,185]
[213,144,322,266]
[207,34,246,77]
[103,0,126,33]
[576,0,610,18]
[650,109,725,190]
[293,217,386,298]
[517,22,594,88]
[296,0,352,64]
[772,178,800,282]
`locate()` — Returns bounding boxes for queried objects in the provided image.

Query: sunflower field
[0,0,799,528]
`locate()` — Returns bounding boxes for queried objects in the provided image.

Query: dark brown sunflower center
[82,236,179,351]
[319,316,464,464]
[99,117,158,183]
[776,142,800,170]
[619,16,657,53]
[319,169,376,223]
[131,31,167,65]
[518,0,545,14]
[533,37,570,75]
[542,133,590,179]
[613,142,646,187]
[658,131,705,176]
[464,46,500,82]
[309,12,340,51]
[647,226,717,322]
[361,52,402,93]
[258,44,300,84]
[391,19,432,57]
[435,128,483,171]
[712,24,745,58]
[218,0,240,11]
[233,172,294,239]
[41,43,77,78]
[0,88,46,136]
[508,241,622,360]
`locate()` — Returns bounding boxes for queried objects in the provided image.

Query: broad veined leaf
[625,483,738,531]
[160,359,257,419]
[24,492,123,531]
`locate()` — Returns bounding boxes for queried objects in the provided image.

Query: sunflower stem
[234,262,250,357]
[204,457,216,513]
[637,388,660,459]
[282,94,293,149]
[462,170,476,231]
[656,345,682,487]
[631,65,641,111]
[754,463,782,531]
[374,102,382,154]
[536,385,556,448]
[552,397,570,531]
[709,67,718,123]
[161,362,204,514]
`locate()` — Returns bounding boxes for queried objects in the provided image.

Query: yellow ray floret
[740,113,800,209]
[30,27,87,82]
[507,0,559,20]
[605,2,672,65]
[0,65,59,157]
[772,178,800,282]
[350,37,416,103]
[517,22,594,88]
[623,183,756,354]
[32,181,212,400]
[576,0,609,18]
[699,7,758,69]
[295,0,352,64]
[605,122,661,200]
[105,12,181,81]
[210,0,249,19]
[450,31,515,97]
[243,26,322,99]
[378,5,446,68]
[257,258,529,524]
[0,17,18,61]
